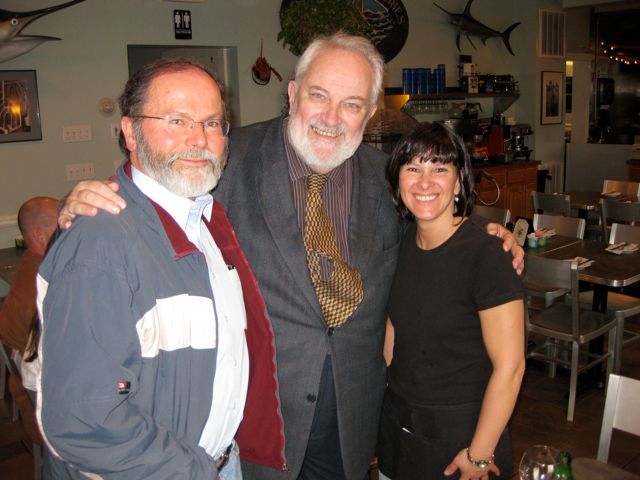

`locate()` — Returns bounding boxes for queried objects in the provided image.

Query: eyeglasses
[131,114,230,137]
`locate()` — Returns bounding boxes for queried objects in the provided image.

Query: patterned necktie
[303,173,364,328]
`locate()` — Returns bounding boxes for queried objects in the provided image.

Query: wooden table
[526,234,582,254]
[0,247,24,286]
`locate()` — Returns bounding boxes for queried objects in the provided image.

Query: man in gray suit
[59,34,522,480]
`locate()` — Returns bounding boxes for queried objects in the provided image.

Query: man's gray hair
[294,32,384,106]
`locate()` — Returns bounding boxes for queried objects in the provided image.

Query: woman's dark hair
[385,122,474,221]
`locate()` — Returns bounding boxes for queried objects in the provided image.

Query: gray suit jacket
[215,116,401,479]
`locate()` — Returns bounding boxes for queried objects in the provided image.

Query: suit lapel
[255,119,324,320]
[349,149,383,281]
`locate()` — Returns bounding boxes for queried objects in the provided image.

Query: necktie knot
[307,173,328,194]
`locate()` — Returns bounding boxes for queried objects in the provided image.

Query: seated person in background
[0,196,57,444]
[0,196,58,356]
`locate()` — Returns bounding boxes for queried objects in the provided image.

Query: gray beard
[135,134,227,198]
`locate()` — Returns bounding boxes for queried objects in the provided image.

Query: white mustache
[168,149,218,165]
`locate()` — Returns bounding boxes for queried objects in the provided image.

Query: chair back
[473,205,511,227]
[531,192,571,216]
[524,254,580,333]
[609,223,640,245]
[600,199,640,242]
[602,179,640,196]
[597,374,640,462]
[533,213,586,239]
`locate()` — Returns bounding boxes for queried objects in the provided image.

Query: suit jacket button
[327,327,334,336]
[307,394,317,403]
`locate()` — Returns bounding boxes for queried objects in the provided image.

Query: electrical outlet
[110,123,121,139]
[63,125,92,143]
[66,162,95,181]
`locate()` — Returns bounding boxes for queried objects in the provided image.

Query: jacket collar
[122,161,203,259]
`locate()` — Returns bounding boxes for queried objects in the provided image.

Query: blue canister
[416,68,427,94]
[402,68,411,94]
[424,68,432,93]
[436,63,446,93]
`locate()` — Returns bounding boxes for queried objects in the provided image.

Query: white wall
[0,0,558,247]
[566,143,633,191]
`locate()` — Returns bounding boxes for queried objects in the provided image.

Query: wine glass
[518,445,560,480]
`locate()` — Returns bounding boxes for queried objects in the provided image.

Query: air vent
[539,9,566,58]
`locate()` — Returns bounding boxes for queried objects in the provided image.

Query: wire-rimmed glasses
[131,114,230,137]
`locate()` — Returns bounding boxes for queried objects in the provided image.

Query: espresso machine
[486,125,512,163]
[509,125,533,161]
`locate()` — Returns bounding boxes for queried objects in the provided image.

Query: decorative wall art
[0,70,42,143]
[279,0,408,63]
[0,0,86,63]
[541,71,563,125]
[433,0,520,55]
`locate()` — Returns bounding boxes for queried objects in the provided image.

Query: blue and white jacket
[36,162,285,479]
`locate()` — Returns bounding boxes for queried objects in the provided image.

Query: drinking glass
[518,445,560,480]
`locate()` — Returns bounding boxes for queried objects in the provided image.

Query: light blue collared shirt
[131,165,248,459]
[131,165,213,248]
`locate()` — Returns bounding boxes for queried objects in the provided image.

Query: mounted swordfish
[0,0,86,63]
[433,0,520,56]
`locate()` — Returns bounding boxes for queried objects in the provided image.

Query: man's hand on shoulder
[486,222,525,275]
[59,180,126,230]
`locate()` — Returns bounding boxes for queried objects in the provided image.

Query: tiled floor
[2,320,640,480]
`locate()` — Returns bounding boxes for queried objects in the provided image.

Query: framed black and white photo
[541,71,563,125]
[0,70,42,143]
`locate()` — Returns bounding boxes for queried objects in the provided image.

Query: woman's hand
[58,180,126,229]
[444,448,500,480]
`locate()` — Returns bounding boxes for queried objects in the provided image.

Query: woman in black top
[378,123,525,480]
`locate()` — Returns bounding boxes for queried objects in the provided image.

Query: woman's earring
[454,194,460,203]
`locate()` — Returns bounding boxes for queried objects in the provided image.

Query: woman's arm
[444,299,525,479]
[383,317,394,367]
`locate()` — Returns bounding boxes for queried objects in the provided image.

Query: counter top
[472,160,541,169]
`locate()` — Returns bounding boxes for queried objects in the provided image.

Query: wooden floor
[2,320,640,479]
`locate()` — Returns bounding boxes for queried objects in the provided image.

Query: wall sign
[173,10,192,40]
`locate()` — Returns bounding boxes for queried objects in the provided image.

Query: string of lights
[600,41,640,65]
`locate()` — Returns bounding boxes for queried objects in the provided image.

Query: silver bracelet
[466,448,495,469]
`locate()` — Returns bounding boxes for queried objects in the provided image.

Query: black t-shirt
[387,219,523,405]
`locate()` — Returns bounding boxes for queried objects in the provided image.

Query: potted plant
[278,0,372,56]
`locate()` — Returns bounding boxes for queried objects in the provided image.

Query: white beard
[136,134,227,197]
[287,115,363,172]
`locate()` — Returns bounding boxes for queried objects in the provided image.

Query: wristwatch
[466,448,495,469]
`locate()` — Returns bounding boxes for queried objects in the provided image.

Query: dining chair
[600,198,640,243]
[578,223,640,373]
[602,179,640,196]
[533,213,586,239]
[571,374,640,480]
[523,254,617,421]
[473,205,511,227]
[531,192,571,216]
[0,340,43,480]
[526,214,586,310]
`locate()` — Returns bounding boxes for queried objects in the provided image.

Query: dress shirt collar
[131,165,213,244]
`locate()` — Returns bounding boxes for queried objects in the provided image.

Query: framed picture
[0,70,42,143]
[541,71,563,125]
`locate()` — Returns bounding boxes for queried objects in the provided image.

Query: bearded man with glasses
[35,58,282,479]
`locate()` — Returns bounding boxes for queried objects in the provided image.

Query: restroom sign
[173,10,192,39]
